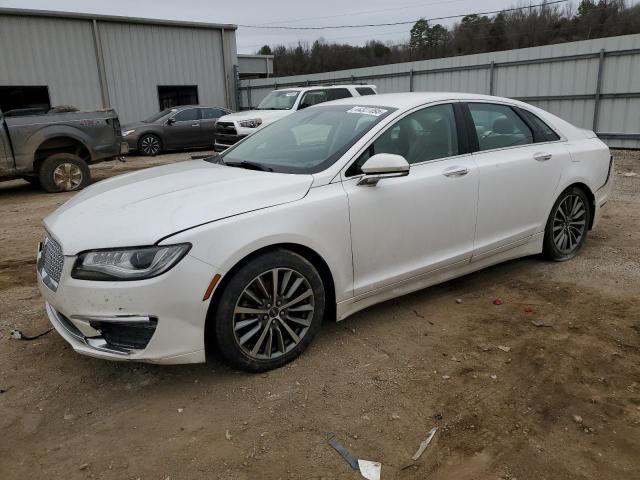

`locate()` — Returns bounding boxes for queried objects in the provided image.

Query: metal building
[0,8,238,123]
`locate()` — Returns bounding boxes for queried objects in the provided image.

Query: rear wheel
[138,134,162,156]
[543,186,591,261]
[214,249,325,372]
[38,153,90,193]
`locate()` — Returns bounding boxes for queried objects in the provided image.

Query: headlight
[121,129,136,136]
[238,118,262,128]
[71,244,191,281]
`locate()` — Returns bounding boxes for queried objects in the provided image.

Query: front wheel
[543,186,591,261]
[38,153,91,193]
[214,249,325,372]
[138,134,162,156]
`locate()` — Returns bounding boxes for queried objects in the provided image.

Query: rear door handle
[534,153,552,162]
[442,166,469,177]
[191,123,200,127]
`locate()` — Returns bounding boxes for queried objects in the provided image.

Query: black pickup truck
[0,108,127,192]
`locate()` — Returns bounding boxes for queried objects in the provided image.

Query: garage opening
[157,85,199,110]
[0,86,51,116]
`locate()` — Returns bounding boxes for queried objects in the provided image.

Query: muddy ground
[0,150,638,480]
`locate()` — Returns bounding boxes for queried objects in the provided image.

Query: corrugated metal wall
[0,13,237,123]
[99,22,236,123]
[240,34,640,149]
[0,15,103,111]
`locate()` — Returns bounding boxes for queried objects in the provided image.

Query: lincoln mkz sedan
[37,93,614,372]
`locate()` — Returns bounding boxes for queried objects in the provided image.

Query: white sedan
[37,93,614,372]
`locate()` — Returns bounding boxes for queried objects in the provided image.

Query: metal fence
[239,34,640,149]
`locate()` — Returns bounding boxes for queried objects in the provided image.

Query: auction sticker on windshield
[347,106,388,116]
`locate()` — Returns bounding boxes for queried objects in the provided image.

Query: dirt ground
[0,149,638,480]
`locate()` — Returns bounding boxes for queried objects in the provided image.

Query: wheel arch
[203,242,337,354]
[33,135,91,173]
[563,182,596,229]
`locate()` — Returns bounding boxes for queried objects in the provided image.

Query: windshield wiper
[224,160,273,172]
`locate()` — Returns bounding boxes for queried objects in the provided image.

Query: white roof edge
[0,7,238,30]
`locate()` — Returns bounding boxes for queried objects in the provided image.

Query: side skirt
[335,232,544,321]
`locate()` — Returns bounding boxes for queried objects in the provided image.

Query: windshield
[257,90,300,110]
[218,105,394,174]
[143,108,176,123]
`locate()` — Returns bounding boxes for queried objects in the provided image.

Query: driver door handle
[191,123,199,127]
[442,166,469,177]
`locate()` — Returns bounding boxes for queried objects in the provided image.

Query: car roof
[324,92,528,110]
[275,84,376,93]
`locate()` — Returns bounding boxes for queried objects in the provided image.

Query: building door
[157,85,198,110]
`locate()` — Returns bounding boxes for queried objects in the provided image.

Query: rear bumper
[592,155,615,229]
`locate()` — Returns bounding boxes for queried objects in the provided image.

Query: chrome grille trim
[37,232,64,291]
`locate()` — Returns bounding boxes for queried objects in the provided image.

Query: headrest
[492,117,514,134]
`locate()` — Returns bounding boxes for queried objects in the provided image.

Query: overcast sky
[0,0,615,53]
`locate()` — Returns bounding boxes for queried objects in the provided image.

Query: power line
[252,0,472,26]
[237,0,568,30]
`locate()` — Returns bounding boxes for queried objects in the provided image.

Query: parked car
[0,108,126,192]
[37,92,613,372]
[122,105,232,156]
[214,84,377,151]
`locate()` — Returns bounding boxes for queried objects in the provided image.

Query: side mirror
[358,153,410,186]
[166,117,176,125]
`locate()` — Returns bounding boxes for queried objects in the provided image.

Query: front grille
[216,121,237,135]
[40,232,64,284]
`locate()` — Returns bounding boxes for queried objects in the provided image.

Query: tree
[262,1,640,76]
[257,45,272,55]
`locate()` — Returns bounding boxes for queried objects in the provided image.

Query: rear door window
[326,88,352,101]
[200,108,226,119]
[468,103,533,151]
[173,108,200,122]
[356,87,376,96]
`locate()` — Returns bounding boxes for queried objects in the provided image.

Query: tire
[214,249,326,372]
[138,134,162,156]
[38,153,91,193]
[543,186,591,261]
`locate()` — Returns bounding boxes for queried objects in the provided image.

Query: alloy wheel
[141,136,160,155]
[552,194,587,253]
[232,268,315,360]
[53,163,83,191]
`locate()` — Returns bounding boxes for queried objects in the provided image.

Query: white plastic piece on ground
[412,427,438,461]
[358,459,381,480]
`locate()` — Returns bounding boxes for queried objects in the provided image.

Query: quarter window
[517,108,560,142]
[468,103,533,151]
[347,103,458,176]
[173,108,199,122]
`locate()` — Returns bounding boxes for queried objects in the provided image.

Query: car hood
[44,160,313,255]
[218,109,292,125]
